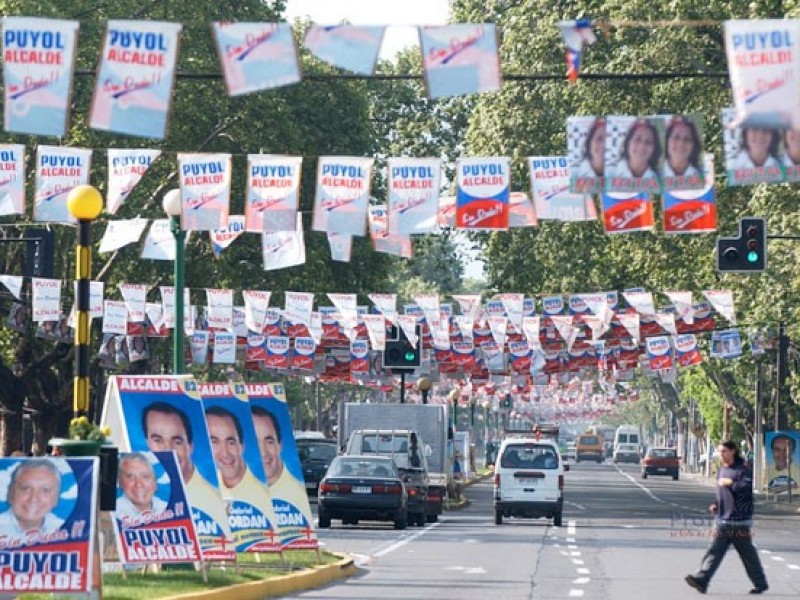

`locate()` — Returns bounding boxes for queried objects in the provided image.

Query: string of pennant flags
[0,274,767,382]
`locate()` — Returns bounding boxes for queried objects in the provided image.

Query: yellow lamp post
[67,185,102,418]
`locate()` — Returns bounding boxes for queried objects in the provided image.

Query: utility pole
[754,364,764,492]
[775,322,789,431]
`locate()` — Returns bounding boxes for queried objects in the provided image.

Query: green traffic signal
[747,251,759,263]
[404,351,416,362]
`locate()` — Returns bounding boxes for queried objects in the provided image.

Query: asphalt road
[288,462,800,599]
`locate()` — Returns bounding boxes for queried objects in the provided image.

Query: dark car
[318,456,408,529]
[297,437,338,495]
[641,447,680,480]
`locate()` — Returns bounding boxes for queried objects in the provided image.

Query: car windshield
[330,459,397,478]
[301,443,337,461]
[580,436,599,445]
[501,444,559,469]
[650,449,677,458]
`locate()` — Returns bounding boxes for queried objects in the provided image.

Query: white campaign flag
[106,149,161,214]
[118,283,147,323]
[368,293,397,325]
[99,218,149,253]
[243,290,271,333]
[102,300,128,335]
[262,213,305,270]
[387,157,441,235]
[0,275,23,300]
[284,291,314,327]
[141,219,192,261]
[0,144,26,216]
[205,288,234,330]
[31,278,61,322]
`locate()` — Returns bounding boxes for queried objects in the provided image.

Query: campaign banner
[210,215,245,256]
[724,20,800,129]
[387,157,441,235]
[100,375,234,561]
[710,329,743,359]
[90,20,182,138]
[674,334,703,367]
[568,116,605,194]
[764,431,800,493]
[303,25,385,76]
[246,155,302,232]
[2,18,79,137]
[98,217,149,253]
[178,153,231,232]
[0,145,25,216]
[646,336,673,370]
[265,336,290,369]
[245,383,317,549]
[263,212,306,270]
[660,115,706,191]
[213,22,300,95]
[112,451,201,564]
[604,116,664,195]
[34,146,92,223]
[31,278,61,322]
[106,149,161,214]
[722,106,785,186]
[313,157,372,236]
[529,156,595,221]
[419,24,501,99]
[292,337,316,371]
[350,339,369,377]
[601,191,654,234]
[663,153,716,234]
[200,383,282,553]
[0,457,97,594]
[212,331,236,364]
[456,157,510,231]
[509,191,537,228]
[369,205,413,257]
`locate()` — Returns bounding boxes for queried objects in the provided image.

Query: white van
[613,425,642,464]
[493,438,567,526]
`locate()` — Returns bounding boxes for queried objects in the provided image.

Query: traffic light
[501,394,512,409]
[382,325,421,369]
[24,229,55,278]
[717,217,767,273]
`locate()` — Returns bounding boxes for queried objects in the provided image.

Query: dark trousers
[695,525,767,589]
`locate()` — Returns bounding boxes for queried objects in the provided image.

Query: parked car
[493,438,568,527]
[317,455,408,529]
[641,447,680,480]
[297,437,338,495]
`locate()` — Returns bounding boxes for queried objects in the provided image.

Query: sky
[284,1,486,280]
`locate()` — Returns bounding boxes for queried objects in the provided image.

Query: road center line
[373,522,441,558]
[615,465,665,503]
[568,520,577,536]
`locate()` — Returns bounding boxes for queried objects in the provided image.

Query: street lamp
[417,376,432,404]
[162,189,185,374]
[67,185,102,418]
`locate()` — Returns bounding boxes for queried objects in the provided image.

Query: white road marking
[351,553,371,567]
[568,520,577,535]
[570,551,581,557]
[787,564,800,570]
[565,500,587,510]
[462,538,479,544]
[572,559,584,565]
[566,537,576,543]
[444,566,488,574]
[770,556,786,562]
[568,589,585,597]
[572,577,591,585]
[373,522,441,558]
[576,568,590,575]
[621,524,636,529]
[760,549,772,554]
[615,465,665,503]
[568,545,578,549]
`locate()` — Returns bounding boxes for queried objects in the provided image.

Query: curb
[160,553,358,600]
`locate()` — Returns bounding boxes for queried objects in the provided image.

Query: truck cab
[345,429,432,526]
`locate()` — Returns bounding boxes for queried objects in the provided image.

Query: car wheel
[553,511,563,527]
[394,511,408,530]
[317,508,331,529]
[427,514,439,523]
[673,472,679,481]
[495,511,503,525]
[596,458,601,464]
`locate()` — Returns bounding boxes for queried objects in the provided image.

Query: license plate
[305,482,317,488]
[518,479,537,485]
[352,486,371,494]
[657,468,667,472]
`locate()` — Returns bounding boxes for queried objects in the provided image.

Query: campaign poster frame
[200,382,282,553]
[112,450,202,565]
[101,374,235,561]
[0,457,98,594]
[764,431,800,494]
[246,382,318,549]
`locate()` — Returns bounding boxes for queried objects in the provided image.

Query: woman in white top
[617,119,662,179]
[663,116,703,179]
[573,117,606,180]
[729,126,782,171]
[782,128,800,167]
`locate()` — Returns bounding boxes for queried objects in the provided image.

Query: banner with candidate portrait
[34,146,92,224]
[601,191,654,234]
[89,20,182,139]
[106,149,161,215]
[419,24,501,99]
[529,156,596,222]
[2,17,80,137]
[112,451,201,565]
[178,153,232,232]
[312,156,373,236]
[213,22,301,96]
[604,116,663,195]
[100,375,234,561]
[387,157,441,235]
[0,145,25,217]
[764,431,799,494]
[722,107,785,186]
[199,382,281,553]
[456,156,510,231]
[568,116,605,194]
[245,382,317,549]
[724,20,800,130]
[246,155,302,233]
[662,153,716,234]
[0,457,97,594]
